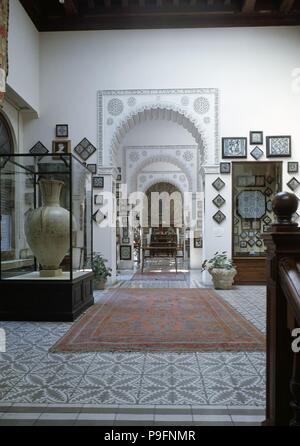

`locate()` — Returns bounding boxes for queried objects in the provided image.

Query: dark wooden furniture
[233,257,266,284]
[263,191,300,426]
[0,271,94,322]
[141,246,178,273]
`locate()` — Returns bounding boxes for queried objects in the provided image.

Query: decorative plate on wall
[237,190,266,219]
[287,177,300,191]
[212,194,226,208]
[212,177,225,191]
[250,146,264,160]
[74,138,97,161]
[213,210,226,224]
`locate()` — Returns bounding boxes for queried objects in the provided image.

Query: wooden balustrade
[263,191,300,426]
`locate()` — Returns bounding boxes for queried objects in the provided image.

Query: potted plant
[91,253,112,290]
[202,251,237,290]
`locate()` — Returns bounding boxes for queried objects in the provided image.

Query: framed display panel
[232,161,282,259]
[0,154,94,321]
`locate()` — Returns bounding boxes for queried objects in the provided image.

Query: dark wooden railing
[263,191,300,426]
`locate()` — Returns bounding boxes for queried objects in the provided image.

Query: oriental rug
[132,271,186,281]
[50,288,265,353]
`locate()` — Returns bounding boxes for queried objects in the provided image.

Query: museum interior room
[0,0,300,427]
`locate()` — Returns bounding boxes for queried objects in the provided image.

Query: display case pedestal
[0,271,94,322]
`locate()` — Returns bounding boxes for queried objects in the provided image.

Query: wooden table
[141,246,179,273]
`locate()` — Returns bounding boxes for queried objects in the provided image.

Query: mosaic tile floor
[0,265,266,424]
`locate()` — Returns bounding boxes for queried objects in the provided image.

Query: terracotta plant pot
[208,267,237,290]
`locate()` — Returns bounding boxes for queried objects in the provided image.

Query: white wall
[16,25,300,272]
[22,26,300,154]
[7,0,39,113]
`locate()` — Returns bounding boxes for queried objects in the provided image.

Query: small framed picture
[266,136,291,158]
[222,137,247,159]
[252,220,261,230]
[220,162,231,174]
[288,162,299,173]
[250,131,263,145]
[52,140,71,156]
[93,176,104,189]
[120,245,132,261]
[94,195,104,206]
[87,164,97,174]
[194,238,202,249]
[242,221,251,230]
[56,124,69,138]
[117,175,122,181]
[122,238,130,244]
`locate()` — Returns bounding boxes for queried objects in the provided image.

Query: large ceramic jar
[25,179,70,277]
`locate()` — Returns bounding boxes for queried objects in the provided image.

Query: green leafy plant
[201,251,234,272]
[90,253,112,281]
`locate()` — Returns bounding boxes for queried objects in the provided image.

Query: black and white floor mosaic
[0,267,266,425]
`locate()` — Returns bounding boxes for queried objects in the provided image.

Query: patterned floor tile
[138,375,207,405]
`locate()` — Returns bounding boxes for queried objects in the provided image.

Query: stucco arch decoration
[97,88,219,168]
[140,175,186,196]
[129,153,193,193]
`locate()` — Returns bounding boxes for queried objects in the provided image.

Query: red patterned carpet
[50,288,265,353]
[132,271,186,281]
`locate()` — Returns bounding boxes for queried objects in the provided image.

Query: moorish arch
[127,153,194,193]
[97,88,219,169]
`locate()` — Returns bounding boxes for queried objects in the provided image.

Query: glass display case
[0,154,94,321]
[232,161,282,257]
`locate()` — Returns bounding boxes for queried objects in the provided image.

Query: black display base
[0,271,94,322]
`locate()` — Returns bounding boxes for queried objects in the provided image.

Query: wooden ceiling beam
[280,0,295,13]
[63,0,79,16]
[242,0,256,13]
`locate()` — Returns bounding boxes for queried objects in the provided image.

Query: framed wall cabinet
[232,161,282,284]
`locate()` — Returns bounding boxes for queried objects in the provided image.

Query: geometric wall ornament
[266,200,273,212]
[213,194,226,208]
[266,136,291,158]
[237,190,266,219]
[29,141,49,155]
[213,210,226,224]
[108,98,124,116]
[74,138,97,161]
[120,245,132,260]
[264,187,273,197]
[287,177,300,191]
[250,146,264,160]
[87,164,97,174]
[250,131,263,145]
[212,177,225,191]
[288,162,299,173]
[194,97,210,115]
[263,215,272,225]
[220,162,231,174]
[93,176,104,188]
